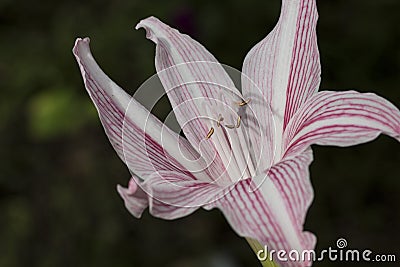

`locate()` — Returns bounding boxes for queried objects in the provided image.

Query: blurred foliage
[28,88,96,139]
[0,0,399,266]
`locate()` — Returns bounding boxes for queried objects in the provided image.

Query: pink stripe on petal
[73,38,206,180]
[205,150,316,267]
[283,90,400,156]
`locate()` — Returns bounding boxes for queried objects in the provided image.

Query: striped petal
[73,38,206,180]
[205,149,315,267]
[117,176,148,218]
[242,0,320,160]
[136,17,246,182]
[283,91,400,156]
[118,171,222,220]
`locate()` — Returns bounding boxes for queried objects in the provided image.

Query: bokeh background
[1,0,399,266]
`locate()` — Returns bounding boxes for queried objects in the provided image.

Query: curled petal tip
[137,16,159,25]
[135,21,153,40]
[74,37,90,46]
[116,184,124,194]
[135,16,155,30]
[116,185,128,198]
[80,37,90,43]
[134,22,141,30]
[116,179,139,197]
[135,16,164,43]
[116,182,148,219]
[72,37,91,56]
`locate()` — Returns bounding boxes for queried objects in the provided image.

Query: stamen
[236,116,241,128]
[201,101,255,182]
[217,114,224,127]
[225,124,236,129]
[206,127,214,139]
[237,98,251,107]
[224,116,241,129]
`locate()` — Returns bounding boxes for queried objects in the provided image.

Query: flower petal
[205,150,316,267]
[283,91,400,156]
[117,176,148,218]
[73,38,206,180]
[118,170,222,220]
[242,0,320,160]
[136,17,245,181]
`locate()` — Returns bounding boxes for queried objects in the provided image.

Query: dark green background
[0,0,399,266]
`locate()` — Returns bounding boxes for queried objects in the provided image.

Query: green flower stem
[246,238,280,267]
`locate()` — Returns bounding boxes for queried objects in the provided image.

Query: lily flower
[73,0,400,266]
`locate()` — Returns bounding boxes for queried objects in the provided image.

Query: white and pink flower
[73,0,400,266]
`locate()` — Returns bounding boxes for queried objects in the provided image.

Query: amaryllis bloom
[73,0,400,266]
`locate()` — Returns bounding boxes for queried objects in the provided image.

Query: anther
[236,116,241,128]
[225,116,241,129]
[237,99,251,107]
[206,127,214,139]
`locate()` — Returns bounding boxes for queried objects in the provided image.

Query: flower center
[203,98,256,184]
[205,99,250,139]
